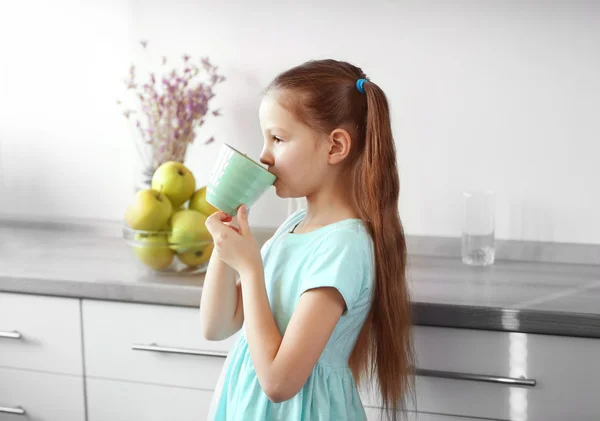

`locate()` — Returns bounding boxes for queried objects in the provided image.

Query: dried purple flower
[118,41,225,168]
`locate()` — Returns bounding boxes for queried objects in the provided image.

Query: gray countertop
[1,219,599,339]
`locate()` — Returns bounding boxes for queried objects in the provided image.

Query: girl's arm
[240,266,345,403]
[204,206,347,402]
[200,247,244,341]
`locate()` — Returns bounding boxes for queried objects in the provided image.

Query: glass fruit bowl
[122,226,214,275]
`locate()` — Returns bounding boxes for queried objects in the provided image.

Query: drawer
[0,366,85,421]
[86,377,213,421]
[0,292,83,375]
[361,326,600,421]
[82,299,237,389]
[360,326,520,417]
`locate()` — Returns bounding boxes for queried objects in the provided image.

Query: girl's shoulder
[261,209,374,261]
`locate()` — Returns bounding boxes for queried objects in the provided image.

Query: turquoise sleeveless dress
[207,209,375,421]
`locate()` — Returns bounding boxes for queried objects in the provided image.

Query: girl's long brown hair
[266,59,415,420]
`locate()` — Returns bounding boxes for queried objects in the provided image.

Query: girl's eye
[272,135,283,143]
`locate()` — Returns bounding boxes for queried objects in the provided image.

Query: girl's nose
[259,147,273,167]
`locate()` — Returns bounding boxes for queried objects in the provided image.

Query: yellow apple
[151,161,196,208]
[189,186,219,216]
[125,189,173,231]
[177,243,214,267]
[168,209,212,253]
[132,233,174,270]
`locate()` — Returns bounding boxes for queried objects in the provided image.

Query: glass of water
[462,190,496,266]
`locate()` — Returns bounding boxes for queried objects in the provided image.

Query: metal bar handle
[0,331,21,339]
[130,345,536,386]
[0,406,26,415]
[416,368,536,387]
[131,343,228,358]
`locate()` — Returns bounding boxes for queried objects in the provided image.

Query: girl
[201,59,415,421]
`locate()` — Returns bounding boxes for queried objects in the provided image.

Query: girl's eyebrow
[266,126,290,134]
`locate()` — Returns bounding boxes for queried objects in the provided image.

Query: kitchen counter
[1,219,599,339]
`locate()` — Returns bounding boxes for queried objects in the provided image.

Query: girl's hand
[205,205,262,277]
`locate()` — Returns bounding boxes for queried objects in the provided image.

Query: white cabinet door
[520,330,600,421]
[86,377,213,421]
[0,292,82,375]
[82,299,236,389]
[0,366,85,421]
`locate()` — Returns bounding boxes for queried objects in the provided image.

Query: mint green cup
[206,143,277,216]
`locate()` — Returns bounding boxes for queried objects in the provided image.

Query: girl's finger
[218,212,233,222]
[205,212,228,235]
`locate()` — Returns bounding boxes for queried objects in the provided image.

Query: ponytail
[349,81,416,420]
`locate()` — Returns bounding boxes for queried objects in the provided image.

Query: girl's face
[258,93,329,199]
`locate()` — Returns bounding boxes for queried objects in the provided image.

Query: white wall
[0,0,598,244]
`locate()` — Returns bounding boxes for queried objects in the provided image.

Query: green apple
[125,189,173,231]
[168,209,212,253]
[132,233,174,270]
[189,186,219,216]
[177,243,214,267]
[151,161,196,208]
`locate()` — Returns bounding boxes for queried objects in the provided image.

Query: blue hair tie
[356,78,367,94]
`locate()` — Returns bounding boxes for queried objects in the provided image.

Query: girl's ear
[327,128,352,165]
